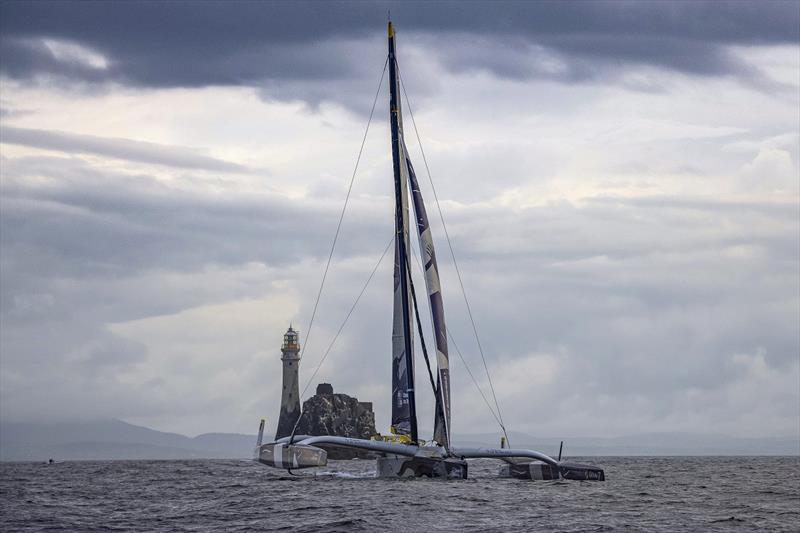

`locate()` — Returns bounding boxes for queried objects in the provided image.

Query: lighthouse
[275,325,302,440]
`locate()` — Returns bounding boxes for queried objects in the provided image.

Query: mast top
[388,20,395,38]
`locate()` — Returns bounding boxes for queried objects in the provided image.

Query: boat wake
[314,470,376,480]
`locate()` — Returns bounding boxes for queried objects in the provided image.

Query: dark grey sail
[405,150,451,448]
[388,21,417,440]
[391,230,414,436]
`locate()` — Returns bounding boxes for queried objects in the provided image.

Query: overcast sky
[1,1,798,441]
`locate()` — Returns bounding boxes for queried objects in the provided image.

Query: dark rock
[295,389,377,459]
[316,383,334,395]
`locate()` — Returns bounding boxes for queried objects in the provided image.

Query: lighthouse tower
[275,325,302,440]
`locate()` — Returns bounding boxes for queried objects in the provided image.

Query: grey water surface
[1,456,798,532]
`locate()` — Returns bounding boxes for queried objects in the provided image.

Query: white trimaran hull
[255,426,604,481]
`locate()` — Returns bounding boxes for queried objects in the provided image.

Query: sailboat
[254,21,605,481]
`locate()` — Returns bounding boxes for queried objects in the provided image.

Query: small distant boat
[255,21,604,481]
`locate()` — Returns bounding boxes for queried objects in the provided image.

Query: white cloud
[740,147,798,193]
[41,38,110,70]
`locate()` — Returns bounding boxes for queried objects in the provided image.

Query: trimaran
[254,21,605,481]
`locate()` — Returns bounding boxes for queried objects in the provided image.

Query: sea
[1,456,798,532]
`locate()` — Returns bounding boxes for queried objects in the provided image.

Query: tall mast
[388,20,418,444]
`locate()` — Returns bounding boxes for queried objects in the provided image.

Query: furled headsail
[405,148,451,448]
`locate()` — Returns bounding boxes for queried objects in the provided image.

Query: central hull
[377,455,468,479]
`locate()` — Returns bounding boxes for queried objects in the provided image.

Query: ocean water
[1,456,798,531]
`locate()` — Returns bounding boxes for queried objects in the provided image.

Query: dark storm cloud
[0,1,796,98]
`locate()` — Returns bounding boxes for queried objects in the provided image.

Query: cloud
[3,147,796,437]
[38,37,110,70]
[1,126,252,173]
[0,5,797,438]
[740,147,797,192]
[0,1,796,110]
[0,155,385,282]
[0,152,394,433]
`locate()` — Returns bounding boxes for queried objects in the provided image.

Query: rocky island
[274,326,377,459]
[294,383,377,459]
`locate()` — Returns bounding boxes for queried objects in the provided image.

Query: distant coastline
[1,419,797,461]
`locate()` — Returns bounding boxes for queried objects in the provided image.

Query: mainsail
[405,150,451,448]
[388,21,417,440]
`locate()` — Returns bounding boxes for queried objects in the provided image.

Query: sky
[0,1,798,441]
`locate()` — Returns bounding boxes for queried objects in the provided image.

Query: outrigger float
[255,21,604,481]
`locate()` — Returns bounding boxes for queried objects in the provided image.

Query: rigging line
[407,262,437,399]
[295,56,388,396]
[288,57,389,444]
[290,234,394,442]
[447,330,506,434]
[408,242,505,435]
[398,69,510,444]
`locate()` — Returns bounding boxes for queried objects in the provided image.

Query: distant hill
[1,420,796,461]
[0,420,256,461]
